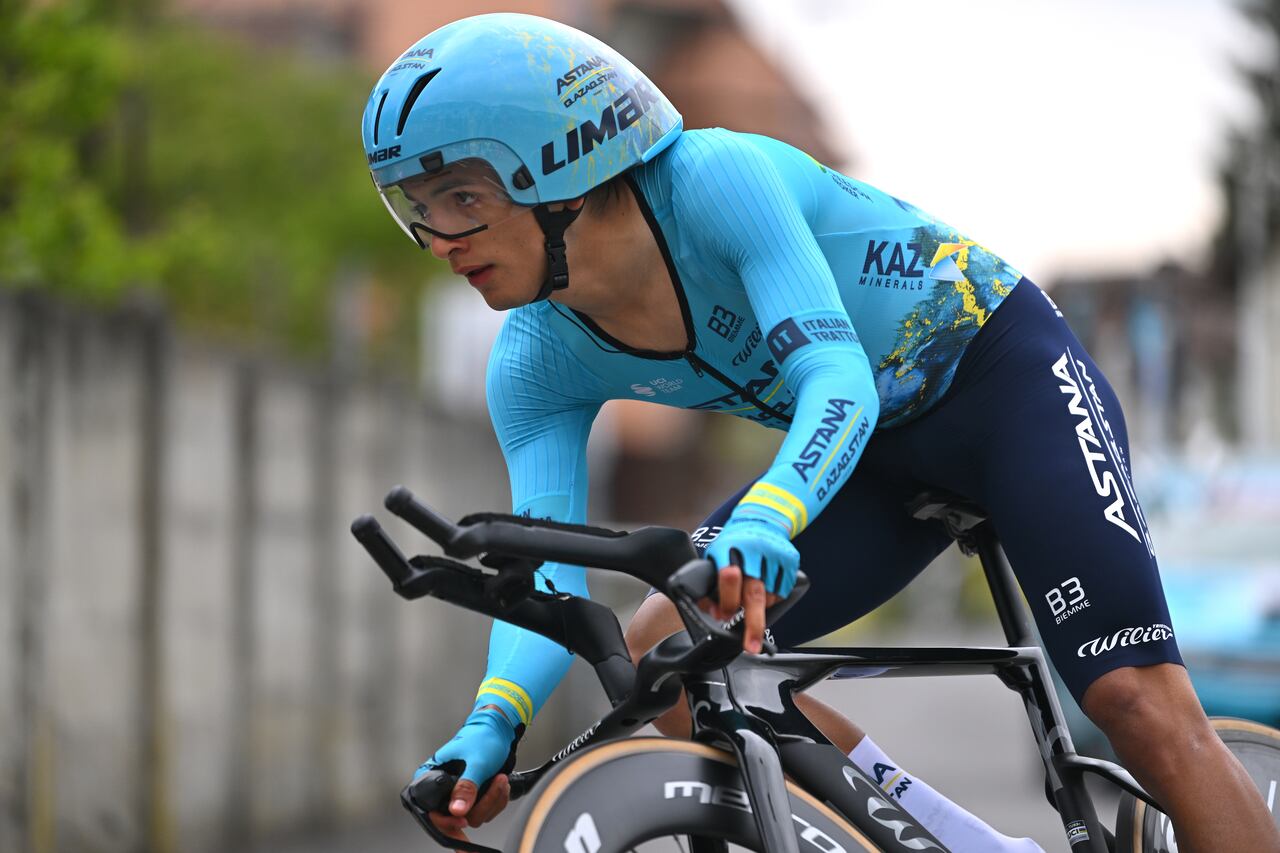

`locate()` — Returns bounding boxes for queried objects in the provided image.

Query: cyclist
[362,13,1280,851]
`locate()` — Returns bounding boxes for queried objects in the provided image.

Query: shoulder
[661,129,816,212]
[486,304,561,385]
[485,305,605,418]
[653,130,819,256]
[662,128,783,182]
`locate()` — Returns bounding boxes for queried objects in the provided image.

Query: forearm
[475,560,588,726]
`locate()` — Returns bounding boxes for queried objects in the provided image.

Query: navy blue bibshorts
[690,278,1183,704]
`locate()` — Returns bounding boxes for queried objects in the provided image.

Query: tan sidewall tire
[509,737,880,852]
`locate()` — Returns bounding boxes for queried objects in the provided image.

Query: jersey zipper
[593,175,793,426]
[684,349,793,425]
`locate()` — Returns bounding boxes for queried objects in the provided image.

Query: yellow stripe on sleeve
[737,493,801,537]
[477,678,533,726]
[745,483,808,534]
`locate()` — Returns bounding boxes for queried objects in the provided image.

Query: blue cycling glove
[705,514,800,598]
[413,706,518,786]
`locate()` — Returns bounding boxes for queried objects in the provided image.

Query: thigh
[692,452,954,648]
[983,346,1181,703]
[914,281,1184,704]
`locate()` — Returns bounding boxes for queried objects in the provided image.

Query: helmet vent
[371,90,389,145]
[397,69,441,137]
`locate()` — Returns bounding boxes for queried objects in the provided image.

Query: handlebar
[351,485,810,851]
[355,484,809,655]
[384,485,702,588]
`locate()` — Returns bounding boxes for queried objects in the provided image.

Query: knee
[625,594,693,739]
[624,593,682,661]
[1082,664,1214,757]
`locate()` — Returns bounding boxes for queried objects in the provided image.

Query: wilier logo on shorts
[1077,623,1174,658]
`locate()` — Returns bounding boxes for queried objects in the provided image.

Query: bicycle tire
[1114,717,1280,853]
[506,737,881,852]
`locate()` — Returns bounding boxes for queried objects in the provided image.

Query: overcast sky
[728,0,1261,283]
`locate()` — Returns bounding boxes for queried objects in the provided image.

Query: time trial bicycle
[352,486,1280,852]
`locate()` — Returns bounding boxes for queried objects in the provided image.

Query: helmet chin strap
[530,203,584,304]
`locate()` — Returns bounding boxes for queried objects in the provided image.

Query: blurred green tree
[0,0,435,363]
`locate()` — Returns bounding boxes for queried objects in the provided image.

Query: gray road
[259,624,1117,852]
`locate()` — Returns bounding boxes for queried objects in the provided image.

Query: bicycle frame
[688,639,1157,852]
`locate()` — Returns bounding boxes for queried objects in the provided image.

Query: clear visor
[377,158,529,246]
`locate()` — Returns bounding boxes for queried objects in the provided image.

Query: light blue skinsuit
[473,128,1022,729]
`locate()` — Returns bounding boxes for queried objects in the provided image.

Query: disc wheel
[506,737,880,852]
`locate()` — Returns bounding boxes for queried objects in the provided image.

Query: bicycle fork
[687,672,951,853]
[688,675,802,853]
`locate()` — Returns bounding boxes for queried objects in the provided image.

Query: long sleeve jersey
[473,129,1022,728]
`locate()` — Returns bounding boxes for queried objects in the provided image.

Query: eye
[453,190,478,207]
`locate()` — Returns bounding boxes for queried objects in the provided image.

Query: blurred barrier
[0,291,609,853]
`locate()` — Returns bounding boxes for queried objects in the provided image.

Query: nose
[428,232,466,259]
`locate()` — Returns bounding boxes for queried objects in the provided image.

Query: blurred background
[2,0,1278,851]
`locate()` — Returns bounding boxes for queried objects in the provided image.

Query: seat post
[908,491,1038,648]
[970,524,1036,647]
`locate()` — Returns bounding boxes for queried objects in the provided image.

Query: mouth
[456,264,495,286]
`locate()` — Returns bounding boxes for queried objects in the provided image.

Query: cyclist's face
[424,191,547,311]
[391,160,524,242]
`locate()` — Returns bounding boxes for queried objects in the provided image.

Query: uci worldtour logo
[631,376,683,397]
[1077,624,1175,658]
[541,81,662,175]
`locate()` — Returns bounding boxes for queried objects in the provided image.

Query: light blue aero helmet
[362,13,683,301]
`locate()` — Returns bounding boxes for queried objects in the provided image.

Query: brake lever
[401,766,503,853]
[666,560,810,656]
[667,559,740,645]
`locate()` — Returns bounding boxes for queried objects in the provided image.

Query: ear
[565,196,586,212]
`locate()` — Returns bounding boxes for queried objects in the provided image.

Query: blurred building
[176,0,848,526]
[1237,251,1280,449]
[1050,264,1237,458]
[176,0,840,163]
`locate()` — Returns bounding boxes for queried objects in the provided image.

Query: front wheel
[1115,717,1280,853]
[506,738,880,852]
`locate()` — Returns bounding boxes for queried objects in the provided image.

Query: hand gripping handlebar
[351,486,809,853]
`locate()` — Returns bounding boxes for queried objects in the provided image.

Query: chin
[481,290,528,312]
[476,280,539,311]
